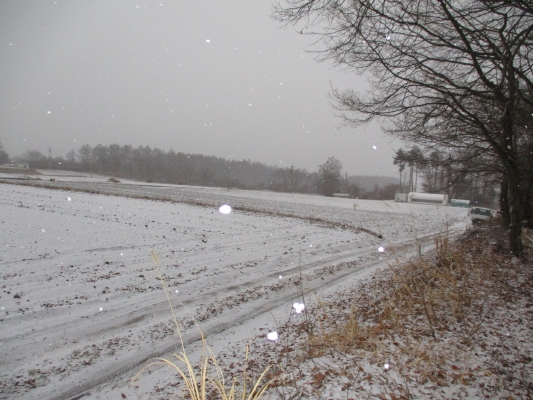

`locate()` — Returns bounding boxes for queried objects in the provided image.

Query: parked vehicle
[450,199,470,208]
[468,207,492,223]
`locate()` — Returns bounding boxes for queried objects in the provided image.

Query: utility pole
[345,172,348,193]
[48,147,52,169]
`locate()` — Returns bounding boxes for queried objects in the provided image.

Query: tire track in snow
[46,229,462,400]
[0,182,467,399]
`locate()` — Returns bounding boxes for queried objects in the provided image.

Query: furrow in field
[0,182,468,399]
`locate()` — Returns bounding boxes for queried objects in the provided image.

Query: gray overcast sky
[0,1,400,177]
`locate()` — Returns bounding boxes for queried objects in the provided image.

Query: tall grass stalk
[131,250,277,399]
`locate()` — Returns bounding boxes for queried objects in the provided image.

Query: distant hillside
[349,175,400,191]
[15,143,400,196]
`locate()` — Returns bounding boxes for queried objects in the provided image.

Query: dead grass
[240,220,533,399]
[132,250,277,399]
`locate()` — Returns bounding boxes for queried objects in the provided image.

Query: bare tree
[0,141,9,164]
[20,150,46,168]
[77,144,93,170]
[318,157,342,196]
[65,150,77,170]
[274,0,533,255]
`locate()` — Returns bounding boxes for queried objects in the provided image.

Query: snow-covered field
[0,172,468,399]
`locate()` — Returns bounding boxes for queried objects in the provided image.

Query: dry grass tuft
[242,221,533,399]
[307,229,498,351]
[131,250,278,399]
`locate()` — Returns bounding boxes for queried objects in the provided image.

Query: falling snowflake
[219,204,232,214]
[293,302,305,313]
[267,331,278,341]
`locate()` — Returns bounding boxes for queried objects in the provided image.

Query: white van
[468,207,492,223]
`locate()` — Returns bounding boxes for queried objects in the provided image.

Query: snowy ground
[0,172,468,399]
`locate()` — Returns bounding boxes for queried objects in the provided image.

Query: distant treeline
[349,176,401,192]
[13,143,399,198]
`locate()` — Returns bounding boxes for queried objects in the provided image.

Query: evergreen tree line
[394,146,499,207]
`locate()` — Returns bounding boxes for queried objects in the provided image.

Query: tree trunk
[507,178,524,257]
[415,165,418,192]
[409,165,413,192]
[501,147,525,256]
[500,178,510,228]
[434,165,439,193]
[500,100,525,257]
